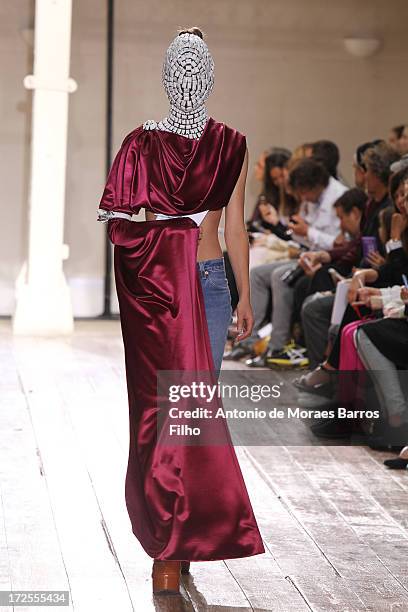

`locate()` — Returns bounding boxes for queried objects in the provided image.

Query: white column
[13,0,77,335]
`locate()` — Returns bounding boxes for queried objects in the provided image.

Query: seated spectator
[396,125,408,155]
[299,143,401,368]
[292,188,368,329]
[388,125,406,152]
[287,143,314,168]
[353,140,384,189]
[299,189,368,276]
[228,158,348,365]
[295,188,408,438]
[248,149,297,241]
[226,148,293,308]
[247,195,299,270]
[311,140,340,179]
[287,158,348,249]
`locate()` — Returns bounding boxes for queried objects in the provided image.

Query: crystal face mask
[162,32,215,112]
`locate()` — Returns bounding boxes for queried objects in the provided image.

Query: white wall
[0,1,34,313]
[2,0,408,315]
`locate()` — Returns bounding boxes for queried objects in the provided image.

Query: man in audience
[300,142,400,369]
[311,140,340,179]
[353,140,383,189]
[388,125,405,152]
[295,140,383,299]
[229,157,348,365]
[295,189,368,368]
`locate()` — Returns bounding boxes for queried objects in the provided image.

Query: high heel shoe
[152,560,181,595]
[181,561,190,574]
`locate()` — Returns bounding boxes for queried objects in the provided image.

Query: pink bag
[339,320,367,371]
[338,320,368,408]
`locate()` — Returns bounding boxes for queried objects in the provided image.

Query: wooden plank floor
[1,319,407,611]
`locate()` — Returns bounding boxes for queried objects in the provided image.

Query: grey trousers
[247,260,298,351]
[301,292,335,369]
[236,260,296,350]
[356,327,408,422]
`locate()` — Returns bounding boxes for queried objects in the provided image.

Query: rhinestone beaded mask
[147,32,215,139]
[162,32,214,112]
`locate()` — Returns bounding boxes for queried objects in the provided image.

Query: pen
[402,274,408,288]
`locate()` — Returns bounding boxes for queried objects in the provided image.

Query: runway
[1,319,407,611]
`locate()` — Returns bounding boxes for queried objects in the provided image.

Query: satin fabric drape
[99,117,247,217]
[100,118,265,560]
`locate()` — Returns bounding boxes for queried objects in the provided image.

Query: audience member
[229,158,348,365]
[299,143,400,368]
[388,124,405,151]
[224,127,408,468]
[311,140,340,179]
[397,125,408,155]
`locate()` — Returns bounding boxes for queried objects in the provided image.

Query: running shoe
[266,340,309,368]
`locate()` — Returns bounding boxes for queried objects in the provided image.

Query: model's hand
[235,299,254,341]
[401,286,408,304]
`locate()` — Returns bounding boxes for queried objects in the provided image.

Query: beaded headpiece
[144,31,214,140]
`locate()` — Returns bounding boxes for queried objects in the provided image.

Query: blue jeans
[197,257,232,377]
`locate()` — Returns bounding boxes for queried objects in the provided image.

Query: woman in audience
[226,147,294,307]
[247,197,296,269]
[249,148,292,224]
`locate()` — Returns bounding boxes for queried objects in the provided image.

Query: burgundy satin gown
[99,117,265,561]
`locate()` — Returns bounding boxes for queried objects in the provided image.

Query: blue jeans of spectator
[197,257,233,377]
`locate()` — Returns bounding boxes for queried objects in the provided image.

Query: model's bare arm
[224,148,253,340]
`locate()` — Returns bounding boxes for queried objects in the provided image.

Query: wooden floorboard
[1,319,407,611]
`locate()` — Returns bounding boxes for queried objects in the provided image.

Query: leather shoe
[152,560,181,595]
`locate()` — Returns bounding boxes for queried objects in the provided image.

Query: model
[97,27,264,595]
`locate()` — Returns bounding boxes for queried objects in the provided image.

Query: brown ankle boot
[152,560,181,595]
[181,561,190,574]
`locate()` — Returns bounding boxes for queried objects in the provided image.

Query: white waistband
[154,210,209,226]
[97,208,209,226]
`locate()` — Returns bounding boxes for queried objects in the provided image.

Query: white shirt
[296,176,349,250]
